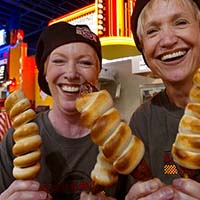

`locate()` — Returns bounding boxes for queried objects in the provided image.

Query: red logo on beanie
[76,27,97,43]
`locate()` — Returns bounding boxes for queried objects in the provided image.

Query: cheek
[45,66,60,82]
[142,35,158,52]
[143,43,154,57]
[142,41,158,68]
[82,69,99,84]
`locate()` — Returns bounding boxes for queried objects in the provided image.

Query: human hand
[0,180,52,200]
[172,178,200,199]
[125,178,175,200]
[80,191,116,200]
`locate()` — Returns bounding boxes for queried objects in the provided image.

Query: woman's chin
[62,103,79,115]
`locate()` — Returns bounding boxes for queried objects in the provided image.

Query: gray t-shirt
[0,110,131,199]
[129,90,193,184]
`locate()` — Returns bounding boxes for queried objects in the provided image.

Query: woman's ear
[45,76,49,82]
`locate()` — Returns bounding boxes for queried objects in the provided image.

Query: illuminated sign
[49,4,97,34]
[0,29,9,47]
[0,59,7,82]
[68,13,96,34]
[0,45,10,61]
[96,0,107,36]
[0,64,6,82]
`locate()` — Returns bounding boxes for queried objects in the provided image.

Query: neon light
[49,4,95,25]
[100,36,135,46]
[110,0,117,36]
[117,0,124,36]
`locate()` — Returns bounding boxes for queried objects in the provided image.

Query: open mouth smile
[160,50,187,62]
[59,84,80,93]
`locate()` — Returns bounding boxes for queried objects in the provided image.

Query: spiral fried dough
[13,162,41,180]
[172,68,200,171]
[12,108,36,129]
[9,98,31,119]
[76,90,113,128]
[76,89,145,186]
[4,89,25,113]
[91,149,118,187]
[5,89,42,180]
[90,107,121,146]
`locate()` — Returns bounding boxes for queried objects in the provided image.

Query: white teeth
[161,51,186,61]
[61,85,79,92]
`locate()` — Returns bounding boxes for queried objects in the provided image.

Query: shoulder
[0,127,14,157]
[129,91,164,131]
[34,110,49,124]
[135,90,166,114]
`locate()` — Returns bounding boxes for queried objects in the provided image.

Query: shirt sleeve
[129,103,149,144]
[0,128,15,193]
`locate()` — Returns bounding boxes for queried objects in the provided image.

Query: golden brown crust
[185,103,200,119]
[102,122,132,161]
[172,69,200,171]
[12,135,42,156]
[13,150,41,167]
[76,90,113,128]
[90,108,120,146]
[179,115,200,134]
[9,98,31,119]
[5,89,42,180]
[12,109,36,129]
[113,136,145,174]
[189,85,200,103]
[91,149,118,187]
[13,162,41,180]
[174,133,200,152]
[13,122,39,141]
[172,144,200,169]
[192,68,200,86]
[4,89,25,113]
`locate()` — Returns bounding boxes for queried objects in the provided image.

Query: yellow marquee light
[100,36,135,46]
[49,4,95,25]
[98,4,103,9]
[98,14,104,19]
[98,24,104,29]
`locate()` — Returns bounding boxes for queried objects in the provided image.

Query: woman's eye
[146,28,158,36]
[175,19,188,26]
[78,60,93,67]
[52,59,65,65]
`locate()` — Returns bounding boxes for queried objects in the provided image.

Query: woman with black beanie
[0,22,131,200]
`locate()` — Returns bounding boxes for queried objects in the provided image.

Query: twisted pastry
[76,87,151,190]
[4,89,42,180]
[91,148,118,188]
[172,68,200,177]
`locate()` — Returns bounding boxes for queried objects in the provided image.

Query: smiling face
[45,42,100,115]
[139,0,200,83]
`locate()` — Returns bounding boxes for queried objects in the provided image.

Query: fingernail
[161,188,174,200]
[149,181,159,192]
[39,191,47,199]
[173,179,182,189]
[162,188,174,199]
[31,182,40,190]
[47,193,53,200]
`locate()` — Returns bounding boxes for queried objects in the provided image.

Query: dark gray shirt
[129,91,187,184]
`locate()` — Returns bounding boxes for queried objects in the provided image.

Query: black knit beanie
[131,0,200,52]
[36,22,102,95]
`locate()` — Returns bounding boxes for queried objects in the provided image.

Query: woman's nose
[64,64,79,80]
[159,27,178,48]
